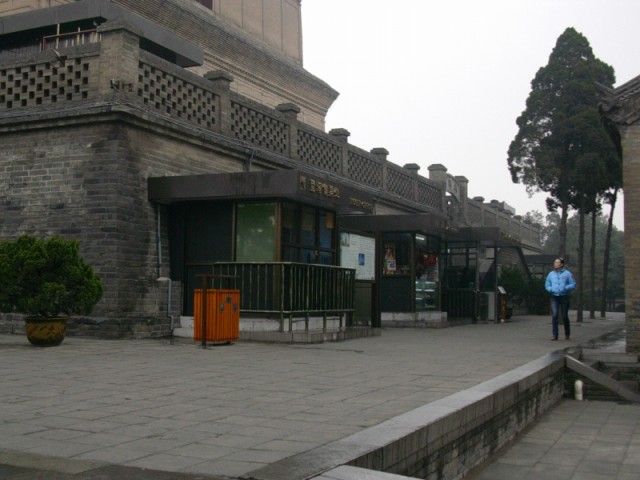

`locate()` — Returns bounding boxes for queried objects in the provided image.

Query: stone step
[179,316,194,329]
[172,326,193,338]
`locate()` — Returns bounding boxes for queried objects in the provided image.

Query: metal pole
[305,265,310,332]
[201,274,207,349]
[280,263,285,333]
[167,278,173,344]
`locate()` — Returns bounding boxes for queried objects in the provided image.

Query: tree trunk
[559,201,568,258]
[590,208,596,320]
[577,200,585,323]
[600,188,618,317]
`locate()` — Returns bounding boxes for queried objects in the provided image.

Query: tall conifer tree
[507,28,616,267]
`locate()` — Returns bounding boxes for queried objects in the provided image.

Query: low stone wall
[247,352,565,480]
[173,315,377,344]
[348,357,564,479]
[381,311,450,328]
[0,314,171,339]
[239,327,381,344]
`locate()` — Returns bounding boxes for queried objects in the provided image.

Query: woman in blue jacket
[545,258,576,340]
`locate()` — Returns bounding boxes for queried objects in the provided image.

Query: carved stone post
[277,103,301,160]
[329,128,350,176]
[371,148,389,191]
[403,163,420,203]
[428,164,448,213]
[96,19,141,101]
[204,70,234,136]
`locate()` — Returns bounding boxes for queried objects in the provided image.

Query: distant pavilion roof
[600,74,640,126]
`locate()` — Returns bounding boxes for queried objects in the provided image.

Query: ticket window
[235,203,277,261]
[281,202,337,265]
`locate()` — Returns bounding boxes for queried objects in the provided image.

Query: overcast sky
[301,0,639,230]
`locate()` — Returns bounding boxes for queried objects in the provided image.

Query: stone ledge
[245,352,565,480]
[239,327,380,344]
[316,466,420,480]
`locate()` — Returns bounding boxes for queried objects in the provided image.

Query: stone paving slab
[0,450,221,479]
[0,314,624,479]
[469,400,640,480]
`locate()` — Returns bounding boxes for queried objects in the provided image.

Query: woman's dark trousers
[551,295,570,339]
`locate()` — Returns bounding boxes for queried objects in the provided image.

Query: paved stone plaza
[0,314,625,478]
[471,400,640,480]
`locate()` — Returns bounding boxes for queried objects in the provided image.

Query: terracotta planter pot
[25,317,67,346]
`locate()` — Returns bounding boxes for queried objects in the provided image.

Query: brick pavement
[0,314,624,478]
[470,400,640,480]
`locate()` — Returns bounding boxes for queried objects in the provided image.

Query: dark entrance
[169,202,233,315]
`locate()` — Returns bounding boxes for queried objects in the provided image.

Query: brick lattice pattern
[387,167,414,199]
[137,61,217,130]
[298,129,342,173]
[0,57,92,111]
[466,202,483,225]
[347,150,383,188]
[230,101,289,154]
[417,181,442,210]
[498,215,510,231]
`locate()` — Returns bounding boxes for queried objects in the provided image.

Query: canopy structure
[149,169,376,214]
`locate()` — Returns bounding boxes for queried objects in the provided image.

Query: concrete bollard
[575,379,584,401]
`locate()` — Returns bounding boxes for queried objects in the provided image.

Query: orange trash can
[193,289,240,343]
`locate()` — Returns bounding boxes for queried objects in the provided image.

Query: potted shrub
[0,235,102,346]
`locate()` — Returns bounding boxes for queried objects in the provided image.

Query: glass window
[415,234,440,311]
[235,203,276,262]
[319,211,335,249]
[281,202,298,245]
[318,251,334,265]
[301,207,316,247]
[301,249,316,264]
[382,233,411,276]
[280,204,336,265]
[282,246,300,262]
[443,244,477,289]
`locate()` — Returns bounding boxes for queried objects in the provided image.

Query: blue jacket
[545,268,576,297]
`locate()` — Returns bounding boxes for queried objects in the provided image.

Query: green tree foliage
[0,236,103,319]
[498,265,548,315]
[543,212,624,307]
[507,27,617,257]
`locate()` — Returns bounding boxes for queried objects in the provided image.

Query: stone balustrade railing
[0,22,541,246]
[465,198,541,248]
[136,46,446,211]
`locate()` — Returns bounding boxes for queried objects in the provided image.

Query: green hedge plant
[0,236,102,319]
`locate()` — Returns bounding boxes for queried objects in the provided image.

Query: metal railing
[41,30,102,51]
[200,262,355,332]
[443,288,478,321]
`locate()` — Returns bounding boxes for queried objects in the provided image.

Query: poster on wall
[383,243,397,275]
[340,233,375,280]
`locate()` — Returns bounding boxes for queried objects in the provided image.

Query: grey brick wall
[1,123,127,335]
[0,116,249,337]
[623,124,640,352]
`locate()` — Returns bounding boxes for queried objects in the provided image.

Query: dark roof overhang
[0,0,202,67]
[148,169,376,214]
[447,227,522,247]
[338,212,448,237]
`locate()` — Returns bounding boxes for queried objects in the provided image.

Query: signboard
[298,173,374,213]
[340,233,375,281]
